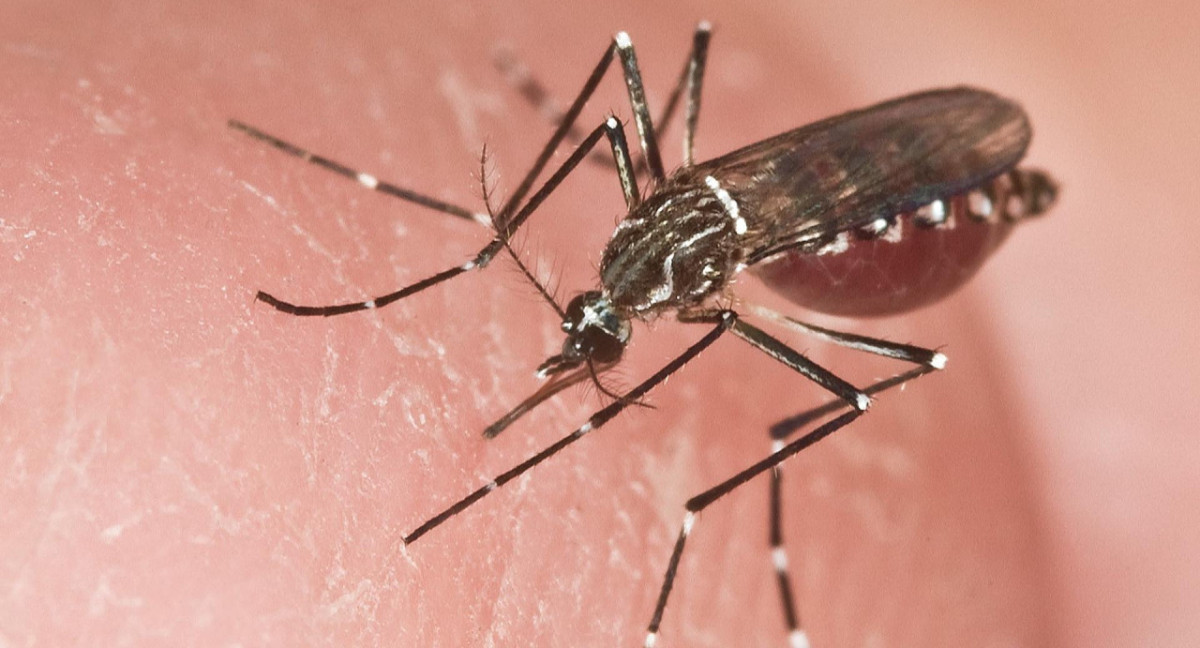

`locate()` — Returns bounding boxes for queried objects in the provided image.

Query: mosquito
[231,22,1058,648]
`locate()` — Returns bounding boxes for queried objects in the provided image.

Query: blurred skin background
[2,1,1197,646]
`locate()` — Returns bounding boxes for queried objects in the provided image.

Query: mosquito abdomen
[752,167,1058,317]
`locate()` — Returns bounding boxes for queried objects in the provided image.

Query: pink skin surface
[2,1,1197,647]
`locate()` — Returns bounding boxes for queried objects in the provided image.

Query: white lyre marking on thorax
[641,223,724,309]
[645,251,676,307]
[704,175,747,235]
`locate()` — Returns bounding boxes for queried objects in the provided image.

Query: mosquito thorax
[600,177,747,315]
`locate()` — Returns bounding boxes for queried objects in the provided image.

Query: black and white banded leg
[640,311,867,647]
[399,27,717,526]
[678,21,710,166]
[747,304,946,437]
[234,29,672,319]
[494,21,710,173]
[227,120,493,228]
[642,309,947,647]
[404,311,738,544]
[642,362,937,648]
[472,26,710,441]
[247,117,631,317]
[746,305,946,647]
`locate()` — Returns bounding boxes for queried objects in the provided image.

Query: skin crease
[2,1,1198,647]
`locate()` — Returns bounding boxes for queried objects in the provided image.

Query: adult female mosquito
[231,22,1057,648]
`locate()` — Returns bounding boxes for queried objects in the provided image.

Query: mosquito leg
[747,304,947,372]
[493,116,637,249]
[493,37,617,222]
[493,22,711,173]
[256,115,631,317]
[680,22,711,167]
[228,120,490,226]
[403,311,737,545]
[644,409,861,648]
[743,304,946,439]
[734,304,945,639]
[251,31,689,319]
[642,309,870,646]
[492,46,593,145]
[254,264,472,317]
[244,35,624,317]
[503,26,683,183]
[762,363,935,648]
[767,442,810,648]
[644,363,935,647]
[679,310,871,411]
[604,117,640,210]
[729,319,870,410]
[613,31,666,182]
[769,365,937,442]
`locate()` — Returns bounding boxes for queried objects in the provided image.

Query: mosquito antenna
[479,139,649,435]
[479,145,567,320]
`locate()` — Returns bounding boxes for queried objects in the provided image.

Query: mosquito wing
[682,86,1032,263]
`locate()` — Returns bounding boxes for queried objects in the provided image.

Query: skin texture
[2,1,1197,647]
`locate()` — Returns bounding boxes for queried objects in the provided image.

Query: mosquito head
[536,291,631,378]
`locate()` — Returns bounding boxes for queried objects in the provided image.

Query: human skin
[3,1,1198,647]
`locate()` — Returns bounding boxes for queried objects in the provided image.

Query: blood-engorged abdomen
[752,167,1057,317]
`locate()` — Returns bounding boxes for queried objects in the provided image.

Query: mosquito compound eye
[580,326,625,364]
